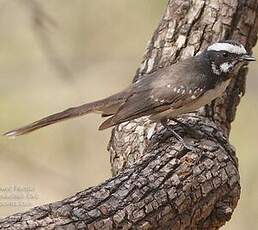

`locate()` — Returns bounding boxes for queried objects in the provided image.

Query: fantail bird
[3,40,255,137]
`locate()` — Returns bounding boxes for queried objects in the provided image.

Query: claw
[161,119,195,151]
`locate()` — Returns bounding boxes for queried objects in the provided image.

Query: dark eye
[222,52,229,58]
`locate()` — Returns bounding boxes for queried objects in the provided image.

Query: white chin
[220,62,233,73]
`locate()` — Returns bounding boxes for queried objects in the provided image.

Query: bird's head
[203,40,255,76]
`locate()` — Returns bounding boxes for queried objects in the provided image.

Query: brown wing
[99,58,207,130]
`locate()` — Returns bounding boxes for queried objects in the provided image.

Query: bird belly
[150,79,231,121]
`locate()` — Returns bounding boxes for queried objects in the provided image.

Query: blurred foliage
[0,1,257,229]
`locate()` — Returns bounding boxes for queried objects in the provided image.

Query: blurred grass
[0,1,257,229]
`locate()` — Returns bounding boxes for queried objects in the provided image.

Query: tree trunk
[1,0,258,229]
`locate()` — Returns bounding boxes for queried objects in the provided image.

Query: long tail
[3,92,127,137]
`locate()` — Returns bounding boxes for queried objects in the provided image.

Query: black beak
[241,54,256,62]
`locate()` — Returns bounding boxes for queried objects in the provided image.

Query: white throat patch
[211,62,221,75]
[212,62,236,75]
[208,43,247,55]
[220,62,234,73]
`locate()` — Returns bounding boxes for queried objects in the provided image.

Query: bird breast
[188,78,231,111]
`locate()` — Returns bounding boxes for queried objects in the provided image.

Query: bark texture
[1,0,258,229]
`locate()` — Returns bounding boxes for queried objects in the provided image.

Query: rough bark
[1,0,258,229]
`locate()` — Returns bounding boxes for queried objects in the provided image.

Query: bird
[3,40,255,138]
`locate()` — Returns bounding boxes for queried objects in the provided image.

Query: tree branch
[1,0,258,229]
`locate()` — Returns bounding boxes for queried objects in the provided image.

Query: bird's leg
[160,119,194,151]
[171,118,201,138]
[161,120,184,142]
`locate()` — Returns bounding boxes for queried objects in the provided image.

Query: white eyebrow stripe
[207,43,247,54]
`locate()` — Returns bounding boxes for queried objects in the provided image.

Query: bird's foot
[171,118,203,138]
[161,120,195,151]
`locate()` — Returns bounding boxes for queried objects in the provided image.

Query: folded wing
[99,64,207,129]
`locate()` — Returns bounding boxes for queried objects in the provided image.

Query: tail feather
[3,92,127,137]
[3,104,94,137]
[98,117,115,130]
